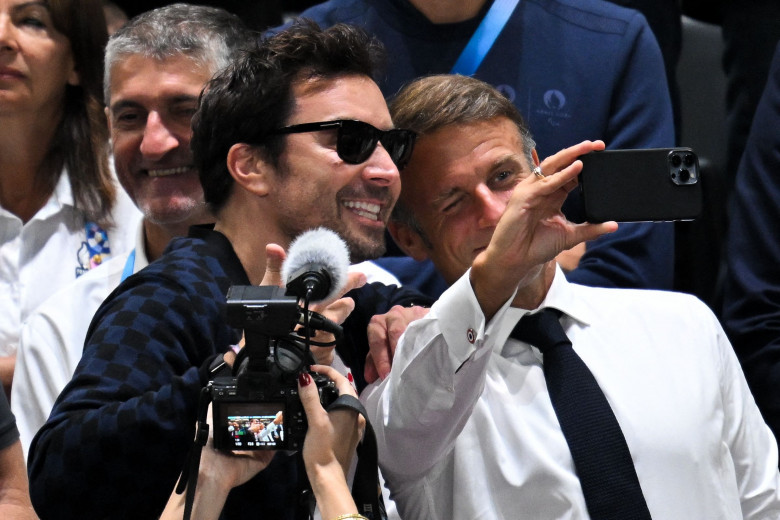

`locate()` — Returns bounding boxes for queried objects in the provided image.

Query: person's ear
[226,143,271,197]
[388,220,430,262]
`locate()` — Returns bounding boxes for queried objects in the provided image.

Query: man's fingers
[223,349,236,368]
[260,244,286,287]
[366,319,392,382]
[318,296,355,326]
[539,140,605,174]
[567,221,618,249]
[364,353,380,384]
[365,305,429,382]
[341,271,367,296]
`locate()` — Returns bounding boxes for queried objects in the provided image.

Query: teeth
[344,201,380,221]
[147,166,190,177]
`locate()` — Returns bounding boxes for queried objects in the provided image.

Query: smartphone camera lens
[683,153,695,167]
[670,154,682,167]
[679,169,691,183]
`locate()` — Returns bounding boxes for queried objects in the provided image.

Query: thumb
[261,243,286,287]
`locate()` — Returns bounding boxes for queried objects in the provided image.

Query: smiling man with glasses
[28,21,430,520]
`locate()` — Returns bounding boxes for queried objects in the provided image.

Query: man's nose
[139,112,179,159]
[362,142,401,187]
[475,186,505,228]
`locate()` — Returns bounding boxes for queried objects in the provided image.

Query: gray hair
[103,3,251,102]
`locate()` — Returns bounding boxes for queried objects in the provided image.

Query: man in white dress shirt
[362,74,780,519]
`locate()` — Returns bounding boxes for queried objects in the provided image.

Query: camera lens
[670,154,682,167]
[679,169,691,183]
[683,153,695,166]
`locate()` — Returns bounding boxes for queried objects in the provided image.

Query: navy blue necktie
[511,308,652,519]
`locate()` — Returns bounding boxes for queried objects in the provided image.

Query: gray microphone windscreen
[282,227,350,302]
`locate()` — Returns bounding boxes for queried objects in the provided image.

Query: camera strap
[177,385,212,520]
[326,394,386,520]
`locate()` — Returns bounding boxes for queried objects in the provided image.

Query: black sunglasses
[272,119,417,169]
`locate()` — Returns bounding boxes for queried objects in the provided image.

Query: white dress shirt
[362,265,780,520]
[0,171,140,357]
[12,222,147,456]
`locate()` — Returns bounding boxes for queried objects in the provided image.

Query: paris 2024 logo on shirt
[75,221,111,278]
[496,84,573,129]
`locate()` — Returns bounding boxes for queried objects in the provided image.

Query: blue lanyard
[450,0,521,76]
[120,249,136,283]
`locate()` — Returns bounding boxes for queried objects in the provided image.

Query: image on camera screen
[224,403,285,449]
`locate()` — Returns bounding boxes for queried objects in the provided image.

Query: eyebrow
[109,95,199,113]
[491,153,526,172]
[12,2,49,12]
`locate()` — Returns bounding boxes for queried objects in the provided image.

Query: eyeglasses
[272,119,417,169]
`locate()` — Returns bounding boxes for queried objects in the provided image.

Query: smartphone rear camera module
[669,150,699,186]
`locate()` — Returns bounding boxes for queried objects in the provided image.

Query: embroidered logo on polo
[535,89,572,128]
[496,84,516,102]
[75,221,111,277]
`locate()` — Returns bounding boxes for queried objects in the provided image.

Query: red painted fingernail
[298,372,312,386]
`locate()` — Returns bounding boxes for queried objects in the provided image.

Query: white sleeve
[717,317,780,519]
[12,308,85,459]
[361,270,514,479]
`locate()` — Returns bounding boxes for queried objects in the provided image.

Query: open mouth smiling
[343,200,381,221]
[146,166,192,178]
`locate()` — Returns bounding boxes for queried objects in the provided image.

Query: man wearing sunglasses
[282,0,678,303]
[28,21,429,520]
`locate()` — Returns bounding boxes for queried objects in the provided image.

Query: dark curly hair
[191,20,386,213]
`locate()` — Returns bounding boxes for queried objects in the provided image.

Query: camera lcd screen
[218,402,285,449]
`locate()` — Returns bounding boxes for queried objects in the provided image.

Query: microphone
[282,227,350,303]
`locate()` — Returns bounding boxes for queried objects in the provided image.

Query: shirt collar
[51,168,75,207]
[533,264,594,327]
[492,264,592,357]
[132,220,150,273]
[24,169,75,223]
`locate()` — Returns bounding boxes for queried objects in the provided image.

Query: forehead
[3,0,47,10]
[287,74,393,129]
[108,54,213,107]
[401,118,529,199]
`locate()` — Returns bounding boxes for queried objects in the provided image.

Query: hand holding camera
[211,231,364,452]
[162,358,364,520]
[300,364,365,520]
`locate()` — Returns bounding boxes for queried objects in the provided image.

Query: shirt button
[466,328,476,344]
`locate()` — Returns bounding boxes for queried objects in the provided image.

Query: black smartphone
[578,148,702,223]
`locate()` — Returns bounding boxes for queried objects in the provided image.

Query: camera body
[211,372,337,451]
[210,285,339,451]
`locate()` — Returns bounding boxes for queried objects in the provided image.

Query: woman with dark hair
[0,0,139,392]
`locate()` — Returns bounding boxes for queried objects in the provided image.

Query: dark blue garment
[722,42,780,449]
[282,0,676,294]
[28,227,429,519]
[0,378,18,451]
